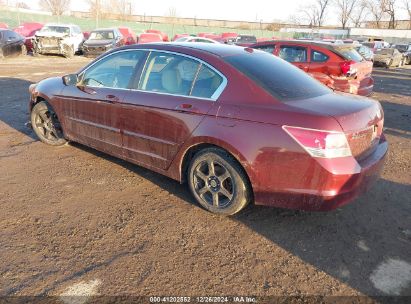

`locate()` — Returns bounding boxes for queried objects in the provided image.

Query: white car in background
[33,23,84,58]
[174,36,219,43]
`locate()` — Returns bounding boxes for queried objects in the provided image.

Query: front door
[121,51,226,170]
[59,50,146,157]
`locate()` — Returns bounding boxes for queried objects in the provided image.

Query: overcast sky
[23,0,408,25]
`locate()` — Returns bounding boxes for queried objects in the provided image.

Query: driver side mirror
[62,74,78,86]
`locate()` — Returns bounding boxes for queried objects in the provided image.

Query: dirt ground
[0,55,410,301]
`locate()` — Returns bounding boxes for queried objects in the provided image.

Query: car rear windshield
[335,47,364,62]
[224,51,331,101]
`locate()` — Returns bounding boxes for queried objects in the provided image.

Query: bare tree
[109,0,133,20]
[88,0,132,20]
[39,0,71,16]
[366,0,386,28]
[334,0,358,28]
[301,0,331,27]
[381,0,397,28]
[350,0,369,26]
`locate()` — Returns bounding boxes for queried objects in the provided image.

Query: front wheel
[31,101,67,146]
[63,45,74,59]
[188,148,252,215]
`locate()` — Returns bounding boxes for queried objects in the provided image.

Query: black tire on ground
[188,148,252,215]
[31,101,67,146]
[63,45,74,59]
[21,45,27,56]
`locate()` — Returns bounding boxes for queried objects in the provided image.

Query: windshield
[89,31,114,40]
[394,45,407,52]
[224,50,331,101]
[39,26,70,34]
[175,37,190,42]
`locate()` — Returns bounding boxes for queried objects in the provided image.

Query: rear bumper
[333,76,374,96]
[254,137,388,211]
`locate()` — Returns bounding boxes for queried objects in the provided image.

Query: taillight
[339,60,357,77]
[283,126,352,158]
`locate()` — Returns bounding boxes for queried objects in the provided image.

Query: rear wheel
[31,101,67,146]
[188,148,252,215]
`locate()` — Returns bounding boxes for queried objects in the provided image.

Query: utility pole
[96,0,100,28]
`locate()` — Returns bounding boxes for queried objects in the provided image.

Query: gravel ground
[0,55,410,301]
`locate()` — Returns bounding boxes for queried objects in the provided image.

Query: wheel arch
[177,140,255,200]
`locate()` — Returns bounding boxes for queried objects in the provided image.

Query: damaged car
[32,24,84,58]
[82,28,124,57]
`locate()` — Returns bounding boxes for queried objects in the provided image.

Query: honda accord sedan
[28,43,388,215]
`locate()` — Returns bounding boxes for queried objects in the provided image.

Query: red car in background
[173,33,189,41]
[119,27,136,45]
[138,32,163,44]
[146,29,168,42]
[28,43,387,215]
[251,40,374,96]
[0,22,8,29]
[13,22,43,51]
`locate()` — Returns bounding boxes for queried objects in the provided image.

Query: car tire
[21,45,27,56]
[188,148,252,215]
[64,45,74,59]
[31,101,67,146]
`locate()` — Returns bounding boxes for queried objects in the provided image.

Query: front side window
[279,46,307,62]
[311,50,329,62]
[82,50,145,89]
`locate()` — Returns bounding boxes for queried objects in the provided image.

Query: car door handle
[175,103,200,113]
[105,94,120,103]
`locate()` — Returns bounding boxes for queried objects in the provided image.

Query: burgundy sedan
[28,43,388,215]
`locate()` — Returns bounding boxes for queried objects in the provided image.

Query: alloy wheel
[192,159,235,208]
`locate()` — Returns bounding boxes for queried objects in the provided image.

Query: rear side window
[191,65,223,99]
[139,51,224,99]
[253,45,275,54]
[225,51,330,101]
[279,46,307,62]
[337,48,364,62]
[311,50,329,62]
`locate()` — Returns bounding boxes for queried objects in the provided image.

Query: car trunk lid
[287,93,384,160]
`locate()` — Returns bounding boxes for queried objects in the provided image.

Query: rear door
[277,44,309,72]
[308,47,335,87]
[120,51,226,170]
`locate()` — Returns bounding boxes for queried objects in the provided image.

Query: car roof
[252,39,357,50]
[127,42,249,57]
[91,28,117,32]
[43,23,77,27]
